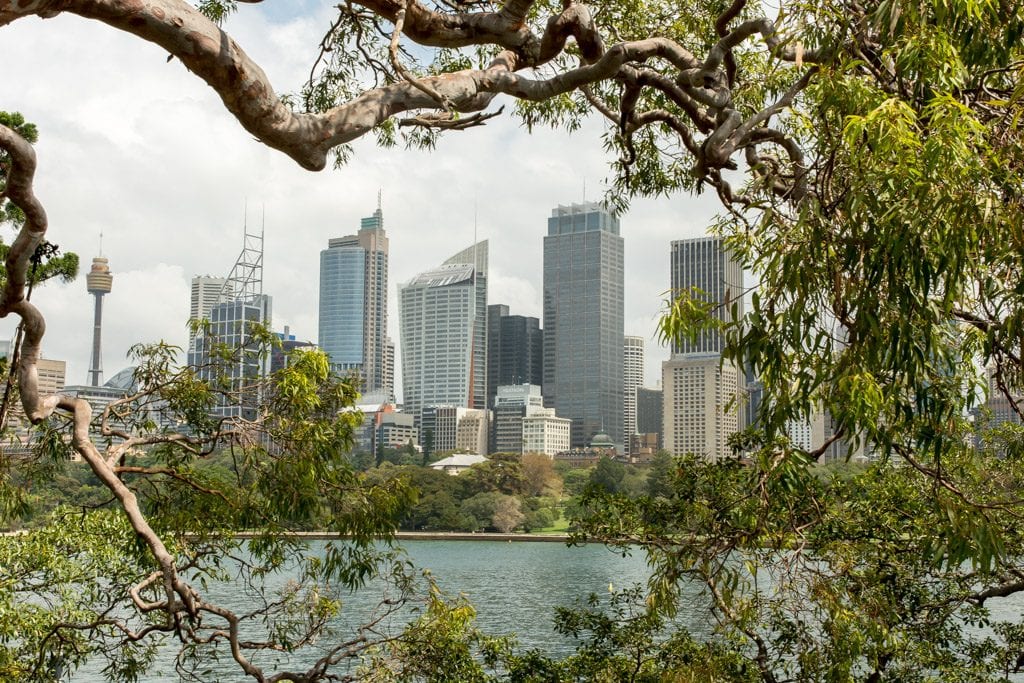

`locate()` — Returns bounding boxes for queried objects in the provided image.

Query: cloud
[0,2,721,397]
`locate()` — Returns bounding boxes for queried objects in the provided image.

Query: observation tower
[86,256,113,386]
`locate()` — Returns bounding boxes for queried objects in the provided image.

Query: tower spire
[86,255,113,386]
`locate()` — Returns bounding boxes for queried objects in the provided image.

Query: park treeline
[7,448,680,534]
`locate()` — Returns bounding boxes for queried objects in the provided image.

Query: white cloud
[0,2,720,396]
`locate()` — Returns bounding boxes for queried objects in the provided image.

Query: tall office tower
[486,304,543,408]
[398,241,488,422]
[662,236,744,461]
[86,256,113,386]
[318,204,390,393]
[623,335,645,453]
[189,222,271,420]
[670,236,744,355]
[543,202,624,449]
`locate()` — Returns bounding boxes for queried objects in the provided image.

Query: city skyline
[0,0,722,396]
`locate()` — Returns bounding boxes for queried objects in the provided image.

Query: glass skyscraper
[543,202,624,449]
[486,304,543,408]
[318,207,389,393]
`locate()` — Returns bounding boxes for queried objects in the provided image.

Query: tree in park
[2,0,1024,680]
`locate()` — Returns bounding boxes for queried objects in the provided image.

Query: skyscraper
[662,236,743,461]
[623,335,645,452]
[543,202,624,449]
[189,222,271,420]
[86,256,112,386]
[487,304,543,408]
[398,241,488,421]
[669,236,743,355]
[318,205,389,393]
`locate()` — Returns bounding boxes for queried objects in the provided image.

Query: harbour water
[72,539,712,681]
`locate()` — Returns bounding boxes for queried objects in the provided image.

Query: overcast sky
[0,2,720,399]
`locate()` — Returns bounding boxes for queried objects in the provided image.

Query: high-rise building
[190,276,229,325]
[669,236,743,355]
[86,256,113,386]
[398,241,488,422]
[487,304,543,408]
[189,275,230,352]
[189,222,271,420]
[636,386,664,450]
[662,355,741,461]
[543,202,624,449]
[318,205,390,393]
[662,236,744,460]
[623,335,645,453]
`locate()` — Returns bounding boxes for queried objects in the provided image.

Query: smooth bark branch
[1,0,816,195]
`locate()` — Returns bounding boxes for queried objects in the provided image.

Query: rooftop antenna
[583,178,587,202]
[98,228,104,257]
[377,188,382,212]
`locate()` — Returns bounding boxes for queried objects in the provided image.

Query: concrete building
[318,205,390,394]
[662,237,744,461]
[427,406,489,454]
[662,355,742,461]
[487,304,543,408]
[37,358,66,397]
[398,242,488,422]
[623,335,644,453]
[86,256,113,386]
[522,407,571,457]
[491,383,544,453]
[543,202,624,449]
[378,412,418,451]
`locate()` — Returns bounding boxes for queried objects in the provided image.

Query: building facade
[623,335,644,453]
[487,304,543,408]
[491,383,544,453]
[522,408,571,457]
[398,242,488,422]
[543,202,624,449]
[318,206,390,393]
[662,355,741,461]
[662,236,744,461]
[669,236,744,355]
[636,386,663,450]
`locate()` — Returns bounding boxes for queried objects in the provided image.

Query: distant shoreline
[2,530,575,542]
[238,531,574,543]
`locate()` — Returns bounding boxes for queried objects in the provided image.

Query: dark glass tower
[542,202,624,449]
[486,304,543,408]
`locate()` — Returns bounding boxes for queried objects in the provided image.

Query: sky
[0,2,720,399]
